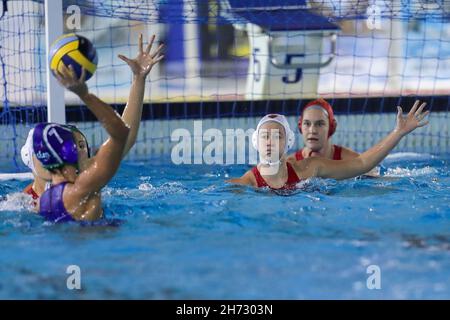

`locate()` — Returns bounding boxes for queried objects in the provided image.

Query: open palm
[395,100,429,136]
[118,34,164,78]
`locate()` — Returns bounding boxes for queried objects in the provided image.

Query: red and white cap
[252,114,295,153]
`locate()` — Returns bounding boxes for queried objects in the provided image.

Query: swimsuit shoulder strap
[286,162,301,185]
[251,166,268,188]
[295,149,304,161]
[333,145,343,160]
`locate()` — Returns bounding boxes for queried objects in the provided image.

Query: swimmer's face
[301,108,330,152]
[32,154,52,181]
[72,131,89,172]
[258,122,286,161]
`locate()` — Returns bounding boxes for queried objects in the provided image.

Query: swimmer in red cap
[229,100,428,190]
[288,98,378,176]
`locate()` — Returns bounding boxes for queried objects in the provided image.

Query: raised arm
[118,34,164,157]
[339,147,380,177]
[55,65,129,195]
[313,100,429,180]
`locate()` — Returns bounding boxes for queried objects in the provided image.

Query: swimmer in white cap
[228,100,429,190]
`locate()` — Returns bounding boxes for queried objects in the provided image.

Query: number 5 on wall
[282,54,304,84]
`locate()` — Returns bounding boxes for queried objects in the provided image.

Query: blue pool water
[0,153,449,299]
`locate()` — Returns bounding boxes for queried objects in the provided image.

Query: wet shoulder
[339,146,360,160]
[286,153,298,164]
[290,157,320,180]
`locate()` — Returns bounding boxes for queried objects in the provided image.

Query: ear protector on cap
[252,114,295,154]
[21,128,36,173]
[298,98,337,137]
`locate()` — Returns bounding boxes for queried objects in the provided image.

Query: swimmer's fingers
[408,100,421,116]
[151,43,165,59]
[118,54,132,65]
[67,64,78,80]
[396,106,403,120]
[79,67,87,83]
[153,54,164,64]
[56,66,77,87]
[417,119,429,128]
[414,102,427,118]
[145,34,156,55]
[416,110,430,123]
[59,64,72,79]
[138,33,144,54]
[54,69,67,85]
[151,44,164,63]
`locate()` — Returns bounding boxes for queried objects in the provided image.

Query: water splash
[0,192,34,212]
[385,166,438,177]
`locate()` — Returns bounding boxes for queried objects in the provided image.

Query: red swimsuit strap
[251,166,268,188]
[333,145,342,160]
[252,163,301,189]
[295,149,304,161]
[286,162,301,185]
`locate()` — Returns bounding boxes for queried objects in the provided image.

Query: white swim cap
[21,128,35,174]
[252,114,295,153]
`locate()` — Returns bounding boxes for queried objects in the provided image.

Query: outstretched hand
[395,100,429,136]
[54,64,89,98]
[118,34,164,79]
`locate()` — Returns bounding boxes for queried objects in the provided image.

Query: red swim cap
[298,98,337,137]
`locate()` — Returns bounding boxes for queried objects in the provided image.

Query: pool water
[0,153,449,299]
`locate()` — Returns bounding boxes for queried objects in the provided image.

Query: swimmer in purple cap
[32,34,164,222]
[33,88,128,222]
[21,124,91,207]
[21,34,164,218]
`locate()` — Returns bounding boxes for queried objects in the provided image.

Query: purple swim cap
[33,123,78,169]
